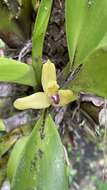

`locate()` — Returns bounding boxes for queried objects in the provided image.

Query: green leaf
[7,136,29,181]
[0,57,36,87]
[0,1,32,47]
[65,0,107,68]
[0,6,24,47]
[0,7,22,38]
[32,0,53,85]
[96,180,107,190]
[70,49,107,97]
[10,115,68,190]
[18,0,32,39]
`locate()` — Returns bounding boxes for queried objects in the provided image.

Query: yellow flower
[14,60,76,110]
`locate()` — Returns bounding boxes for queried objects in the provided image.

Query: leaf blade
[70,49,107,97]
[10,115,68,190]
[65,0,107,67]
[0,57,36,87]
[32,0,53,84]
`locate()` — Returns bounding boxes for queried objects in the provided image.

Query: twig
[18,40,32,61]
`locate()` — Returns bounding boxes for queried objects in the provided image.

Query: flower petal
[14,92,50,110]
[57,89,76,106]
[42,60,58,92]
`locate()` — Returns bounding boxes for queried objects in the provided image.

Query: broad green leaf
[0,57,36,87]
[32,0,53,85]
[65,0,107,68]
[18,0,32,39]
[3,0,20,16]
[0,1,32,47]
[0,7,23,38]
[0,7,24,47]
[10,115,68,190]
[7,136,29,181]
[70,49,107,97]
[96,181,107,190]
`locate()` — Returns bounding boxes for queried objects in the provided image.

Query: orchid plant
[0,0,107,190]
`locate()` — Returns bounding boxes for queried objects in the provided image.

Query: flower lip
[51,94,60,105]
